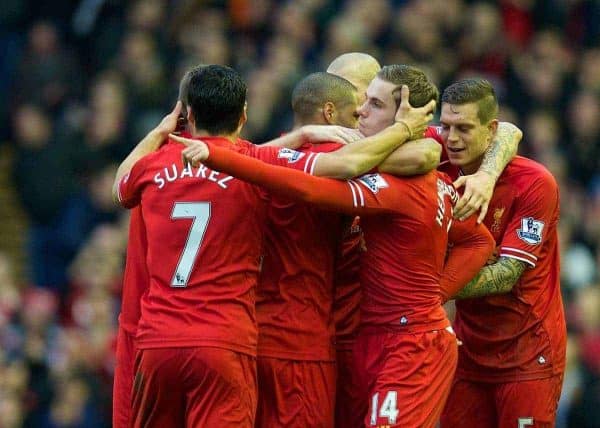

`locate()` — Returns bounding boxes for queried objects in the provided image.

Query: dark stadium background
[0,0,599,426]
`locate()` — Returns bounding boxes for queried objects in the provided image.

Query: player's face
[440,102,495,174]
[357,77,398,137]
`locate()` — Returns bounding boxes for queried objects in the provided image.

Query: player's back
[332,216,363,349]
[257,193,342,360]
[130,137,268,356]
[358,171,457,332]
[257,142,344,361]
[449,156,565,381]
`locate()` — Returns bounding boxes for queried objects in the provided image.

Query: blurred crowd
[1,0,599,426]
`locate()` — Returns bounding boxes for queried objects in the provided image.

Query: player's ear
[238,102,248,131]
[323,102,336,125]
[488,119,499,138]
[187,108,195,129]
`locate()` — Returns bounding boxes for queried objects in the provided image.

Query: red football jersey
[201,142,493,334]
[440,156,566,381]
[333,127,443,348]
[257,142,344,361]
[117,137,319,355]
[332,216,363,350]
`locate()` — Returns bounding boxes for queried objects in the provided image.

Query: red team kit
[114,124,564,427]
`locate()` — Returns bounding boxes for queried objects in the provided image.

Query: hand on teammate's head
[155,101,183,137]
[394,86,436,140]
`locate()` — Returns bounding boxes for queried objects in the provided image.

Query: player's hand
[486,246,500,265]
[394,85,436,140]
[300,125,363,146]
[169,133,210,168]
[453,170,495,223]
[155,101,183,138]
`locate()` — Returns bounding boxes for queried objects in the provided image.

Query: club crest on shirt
[277,148,305,163]
[517,217,544,245]
[491,206,505,233]
[358,173,389,194]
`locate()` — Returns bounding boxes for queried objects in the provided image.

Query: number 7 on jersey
[170,202,211,287]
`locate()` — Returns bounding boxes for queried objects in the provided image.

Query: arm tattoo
[479,124,520,178]
[454,256,527,300]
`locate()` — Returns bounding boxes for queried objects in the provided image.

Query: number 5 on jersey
[171,202,211,287]
[370,391,399,426]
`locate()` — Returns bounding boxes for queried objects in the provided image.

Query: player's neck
[191,128,240,144]
[293,114,328,129]
[461,155,484,175]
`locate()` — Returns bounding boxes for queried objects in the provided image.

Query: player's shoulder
[246,142,284,161]
[134,142,180,170]
[437,160,459,177]
[251,144,313,165]
[504,156,558,190]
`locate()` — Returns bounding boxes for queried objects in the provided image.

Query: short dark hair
[441,78,498,124]
[185,65,247,135]
[291,72,357,123]
[377,65,439,109]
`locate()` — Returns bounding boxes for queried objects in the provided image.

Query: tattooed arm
[453,122,523,222]
[453,256,527,300]
[479,122,522,177]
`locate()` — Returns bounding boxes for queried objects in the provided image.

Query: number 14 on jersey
[370,391,399,426]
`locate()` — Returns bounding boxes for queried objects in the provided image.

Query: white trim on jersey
[309,153,322,175]
[117,174,127,204]
[502,247,538,260]
[303,152,316,173]
[499,252,536,268]
[348,180,358,207]
[347,180,365,207]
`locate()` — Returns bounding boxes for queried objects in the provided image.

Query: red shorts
[335,348,365,428]
[440,374,564,428]
[131,347,257,428]
[113,326,136,428]
[353,328,458,428]
[256,356,336,428]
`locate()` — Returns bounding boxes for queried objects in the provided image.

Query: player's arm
[311,86,436,178]
[451,257,527,300]
[172,135,399,216]
[377,138,442,176]
[262,125,362,149]
[453,171,560,299]
[111,101,181,204]
[453,122,523,222]
[440,216,495,302]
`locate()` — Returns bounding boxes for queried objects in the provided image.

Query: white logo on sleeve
[517,217,544,245]
[277,148,305,163]
[357,173,389,194]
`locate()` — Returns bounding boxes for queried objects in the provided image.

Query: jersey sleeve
[440,216,495,302]
[498,173,559,268]
[252,146,323,175]
[204,142,406,216]
[117,156,151,209]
